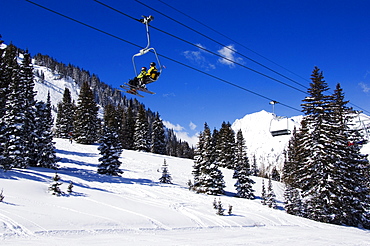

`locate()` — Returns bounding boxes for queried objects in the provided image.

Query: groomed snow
[1,139,369,245]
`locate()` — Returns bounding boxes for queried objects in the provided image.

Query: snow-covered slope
[232,110,370,174]
[231,110,302,173]
[33,62,80,108]
[0,139,369,245]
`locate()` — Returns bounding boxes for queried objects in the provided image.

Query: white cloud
[163,121,184,131]
[217,44,243,68]
[163,120,199,146]
[359,82,370,93]
[183,43,215,70]
[189,121,197,130]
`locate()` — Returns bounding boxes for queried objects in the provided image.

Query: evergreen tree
[103,104,120,131]
[261,179,266,205]
[21,52,38,167]
[233,129,255,199]
[250,154,259,176]
[49,172,63,196]
[270,167,280,181]
[1,45,28,169]
[73,81,99,144]
[216,199,225,216]
[34,93,58,169]
[133,104,150,152]
[151,112,166,155]
[285,67,370,228]
[192,123,225,195]
[55,88,75,138]
[159,159,172,184]
[121,106,135,150]
[266,177,277,209]
[216,122,236,169]
[67,181,74,194]
[97,126,123,176]
[284,185,302,216]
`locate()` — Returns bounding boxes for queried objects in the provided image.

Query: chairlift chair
[132,15,162,80]
[269,101,291,137]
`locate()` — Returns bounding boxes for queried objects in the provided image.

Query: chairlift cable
[95,0,308,95]
[141,0,370,115]
[135,0,309,90]
[155,0,311,85]
[23,0,350,114]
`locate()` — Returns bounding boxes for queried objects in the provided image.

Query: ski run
[1,138,369,245]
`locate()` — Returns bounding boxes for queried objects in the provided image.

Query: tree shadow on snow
[56,149,99,158]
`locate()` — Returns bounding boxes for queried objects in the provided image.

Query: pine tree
[34,93,58,169]
[1,45,28,169]
[284,185,302,216]
[49,173,63,196]
[121,106,135,150]
[55,87,75,138]
[97,126,123,176]
[266,177,277,209]
[21,52,38,167]
[216,199,225,216]
[286,67,370,228]
[133,104,150,152]
[151,113,166,154]
[74,81,99,144]
[216,122,235,169]
[261,180,266,205]
[67,181,74,193]
[250,154,259,176]
[233,129,255,199]
[159,159,172,184]
[192,123,225,195]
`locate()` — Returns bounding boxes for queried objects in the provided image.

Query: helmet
[150,62,156,66]
[141,67,147,71]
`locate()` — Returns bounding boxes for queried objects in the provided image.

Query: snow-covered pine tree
[133,104,150,152]
[270,167,280,181]
[21,52,38,167]
[67,181,73,193]
[192,123,225,195]
[266,177,277,209]
[295,67,370,228]
[250,154,259,176]
[299,67,335,221]
[0,189,4,202]
[97,126,123,176]
[326,83,370,228]
[55,87,75,138]
[233,129,255,199]
[159,159,172,184]
[0,42,9,168]
[284,185,302,216]
[121,106,135,150]
[1,44,28,169]
[216,122,236,169]
[103,104,120,132]
[216,199,225,216]
[261,179,266,205]
[73,81,99,144]
[49,172,63,196]
[151,112,166,155]
[34,92,58,169]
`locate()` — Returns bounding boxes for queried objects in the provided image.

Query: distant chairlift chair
[269,101,291,137]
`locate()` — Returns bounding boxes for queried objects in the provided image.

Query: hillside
[1,139,369,245]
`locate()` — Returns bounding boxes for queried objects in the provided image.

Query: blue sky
[2,0,370,143]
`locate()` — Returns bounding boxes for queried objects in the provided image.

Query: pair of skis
[119,83,155,98]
